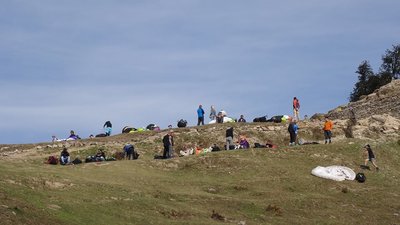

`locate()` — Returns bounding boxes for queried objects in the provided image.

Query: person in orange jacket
[323,117,333,144]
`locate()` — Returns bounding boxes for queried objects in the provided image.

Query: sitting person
[238,136,250,149]
[179,144,195,157]
[67,130,80,141]
[95,149,106,161]
[60,147,70,165]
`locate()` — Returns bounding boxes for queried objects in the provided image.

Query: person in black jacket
[238,115,246,123]
[162,131,174,159]
[226,127,234,150]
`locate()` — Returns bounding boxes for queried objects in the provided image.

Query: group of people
[54,121,113,142]
[51,96,381,172]
[197,105,247,125]
[55,120,380,173]
[56,143,140,165]
[287,116,333,146]
[197,97,301,126]
[226,127,250,150]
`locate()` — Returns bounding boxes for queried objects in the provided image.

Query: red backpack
[46,156,59,165]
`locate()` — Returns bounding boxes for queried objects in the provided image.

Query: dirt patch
[211,210,227,221]
[158,209,193,219]
[265,204,283,216]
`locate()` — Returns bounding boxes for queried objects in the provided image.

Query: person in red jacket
[293,97,300,121]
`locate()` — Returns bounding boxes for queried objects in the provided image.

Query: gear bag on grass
[355,173,366,183]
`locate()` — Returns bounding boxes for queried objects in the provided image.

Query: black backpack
[72,158,82,164]
[355,173,366,183]
[146,124,156,130]
[253,116,267,122]
[177,119,187,128]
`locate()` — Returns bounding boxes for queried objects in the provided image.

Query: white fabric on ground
[311,166,356,181]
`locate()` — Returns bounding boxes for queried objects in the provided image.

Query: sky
[1,0,399,144]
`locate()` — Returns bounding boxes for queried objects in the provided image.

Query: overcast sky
[1,0,399,144]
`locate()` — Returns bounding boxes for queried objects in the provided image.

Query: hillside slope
[1,80,400,225]
[1,137,399,225]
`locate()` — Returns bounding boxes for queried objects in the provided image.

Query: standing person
[288,119,296,146]
[226,127,234,150]
[293,120,299,144]
[363,144,379,171]
[103,121,112,136]
[60,147,70,165]
[238,115,246,123]
[216,112,224,123]
[162,131,174,159]
[209,105,217,121]
[323,117,333,144]
[293,97,300,121]
[197,105,205,126]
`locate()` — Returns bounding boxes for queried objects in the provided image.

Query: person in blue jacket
[288,119,297,146]
[103,121,112,136]
[197,105,205,126]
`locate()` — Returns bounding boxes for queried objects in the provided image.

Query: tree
[349,60,375,102]
[379,44,400,80]
[349,44,399,102]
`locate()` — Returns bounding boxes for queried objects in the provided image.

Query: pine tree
[349,61,375,102]
[379,44,400,80]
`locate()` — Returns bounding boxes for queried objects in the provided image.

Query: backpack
[132,150,140,160]
[211,145,221,151]
[253,116,267,122]
[355,173,366,183]
[177,119,187,128]
[47,156,59,165]
[146,124,156,130]
[72,158,82,164]
[254,143,263,148]
[122,126,136,133]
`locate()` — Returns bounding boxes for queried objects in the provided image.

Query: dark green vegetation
[0,124,399,225]
[350,44,400,102]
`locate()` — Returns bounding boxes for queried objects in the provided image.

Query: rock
[207,188,217,193]
[47,204,62,210]
[371,115,386,123]
[327,80,400,121]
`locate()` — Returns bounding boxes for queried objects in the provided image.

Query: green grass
[1,128,399,225]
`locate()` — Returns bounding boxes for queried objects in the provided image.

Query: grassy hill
[0,123,399,225]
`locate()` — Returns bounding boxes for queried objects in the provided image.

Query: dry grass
[0,123,399,225]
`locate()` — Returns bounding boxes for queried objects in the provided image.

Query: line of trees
[350,44,400,102]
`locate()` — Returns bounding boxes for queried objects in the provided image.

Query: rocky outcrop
[313,79,400,140]
[326,79,400,121]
